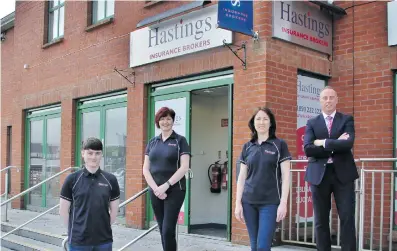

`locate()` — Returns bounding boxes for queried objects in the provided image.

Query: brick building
[1,0,396,249]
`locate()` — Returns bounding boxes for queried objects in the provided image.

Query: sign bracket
[114,67,135,87]
[223,40,247,70]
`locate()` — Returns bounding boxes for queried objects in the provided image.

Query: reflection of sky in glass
[31,120,43,144]
[105,107,127,146]
[47,117,61,145]
[82,112,100,142]
[47,117,61,159]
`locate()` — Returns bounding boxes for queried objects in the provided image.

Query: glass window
[92,0,114,24]
[48,0,65,42]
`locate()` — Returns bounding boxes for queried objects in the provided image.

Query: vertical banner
[296,74,325,223]
[154,98,187,224]
[217,0,254,36]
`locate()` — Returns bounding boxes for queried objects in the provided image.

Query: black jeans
[150,186,185,251]
[311,164,356,251]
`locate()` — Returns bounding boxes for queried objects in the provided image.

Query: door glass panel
[81,111,103,167]
[29,120,44,207]
[46,117,61,207]
[104,107,127,215]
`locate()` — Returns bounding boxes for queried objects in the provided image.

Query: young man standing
[60,137,120,251]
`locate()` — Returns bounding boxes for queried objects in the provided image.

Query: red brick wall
[1,0,396,247]
[1,26,15,196]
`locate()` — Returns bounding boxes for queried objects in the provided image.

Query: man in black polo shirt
[59,137,120,251]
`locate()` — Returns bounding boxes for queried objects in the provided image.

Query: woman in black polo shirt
[143,107,190,251]
[235,107,291,251]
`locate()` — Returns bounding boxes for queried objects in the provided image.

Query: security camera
[0,33,5,42]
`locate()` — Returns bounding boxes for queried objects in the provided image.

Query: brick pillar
[60,98,76,185]
[125,83,147,229]
[11,107,24,209]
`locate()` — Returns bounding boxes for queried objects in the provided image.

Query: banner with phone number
[296,74,325,223]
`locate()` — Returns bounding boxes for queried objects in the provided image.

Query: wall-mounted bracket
[223,40,247,70]
[114,67,135,87]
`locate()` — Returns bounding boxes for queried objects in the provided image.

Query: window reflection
[29,120,44,207]
[105,107,126,215]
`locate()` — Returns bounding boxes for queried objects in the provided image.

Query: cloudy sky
[0,0,15,19]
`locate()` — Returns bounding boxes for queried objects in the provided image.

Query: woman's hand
[276,202,287,222]
[154,183,169,198]
[158,193,167,200]
[234,203,245,223]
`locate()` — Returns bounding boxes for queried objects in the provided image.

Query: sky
[0,0,15,20]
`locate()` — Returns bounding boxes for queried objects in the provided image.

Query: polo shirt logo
[265,150,276,155]
[168,143,177,147]
[98,182,108,187]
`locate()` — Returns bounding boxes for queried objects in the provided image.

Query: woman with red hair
[142,107,190,251]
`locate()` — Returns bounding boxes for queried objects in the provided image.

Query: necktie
[326,116,333,163]
[326,116,333,136]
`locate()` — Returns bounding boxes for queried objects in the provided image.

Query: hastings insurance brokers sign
[130,5,232,67]
[273,1,332,55]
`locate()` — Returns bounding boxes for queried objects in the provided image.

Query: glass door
[76,95,127,215]
[149,92,191,229]
[25,108,61,209]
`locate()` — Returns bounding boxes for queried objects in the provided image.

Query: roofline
[1,11,15,33]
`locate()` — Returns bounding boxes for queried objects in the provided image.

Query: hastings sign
[130,4,232,67]
[273,1,333,55]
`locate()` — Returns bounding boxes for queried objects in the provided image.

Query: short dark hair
[155,107,176,129]
[82,137,103,151]
[248,107,277,141]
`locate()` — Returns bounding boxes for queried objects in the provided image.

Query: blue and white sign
[217,0,254,37]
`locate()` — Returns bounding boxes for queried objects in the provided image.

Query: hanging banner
[217,0,254,36]
[296,74,325,223]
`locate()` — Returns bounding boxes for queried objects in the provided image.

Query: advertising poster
[296,74,325,223]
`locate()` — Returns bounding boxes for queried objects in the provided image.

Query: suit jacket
[304,111,358,185]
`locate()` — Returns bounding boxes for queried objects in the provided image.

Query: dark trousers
[150,186,185,251]
[242,203,278,251]
[311,164,356,251]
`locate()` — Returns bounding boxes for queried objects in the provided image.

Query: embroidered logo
[265,150,276,155]
[98,182,108,187]
[168,143,177,147]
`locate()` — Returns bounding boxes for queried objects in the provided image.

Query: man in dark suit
[304,86,358,251]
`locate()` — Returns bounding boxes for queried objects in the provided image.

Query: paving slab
[2,209,315,251]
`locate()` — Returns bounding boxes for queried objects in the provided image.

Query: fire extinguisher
[208,161,222,193]
[221,161,228,190]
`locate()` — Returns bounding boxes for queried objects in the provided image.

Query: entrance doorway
[148,72,233,240]
[189,86,229,238]
[25,107,61,210]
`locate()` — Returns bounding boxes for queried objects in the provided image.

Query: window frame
[92,0,115,25]
[47,0,65,42]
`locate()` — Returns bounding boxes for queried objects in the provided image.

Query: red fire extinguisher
[208,161,222,193]
[221,161,228,190]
